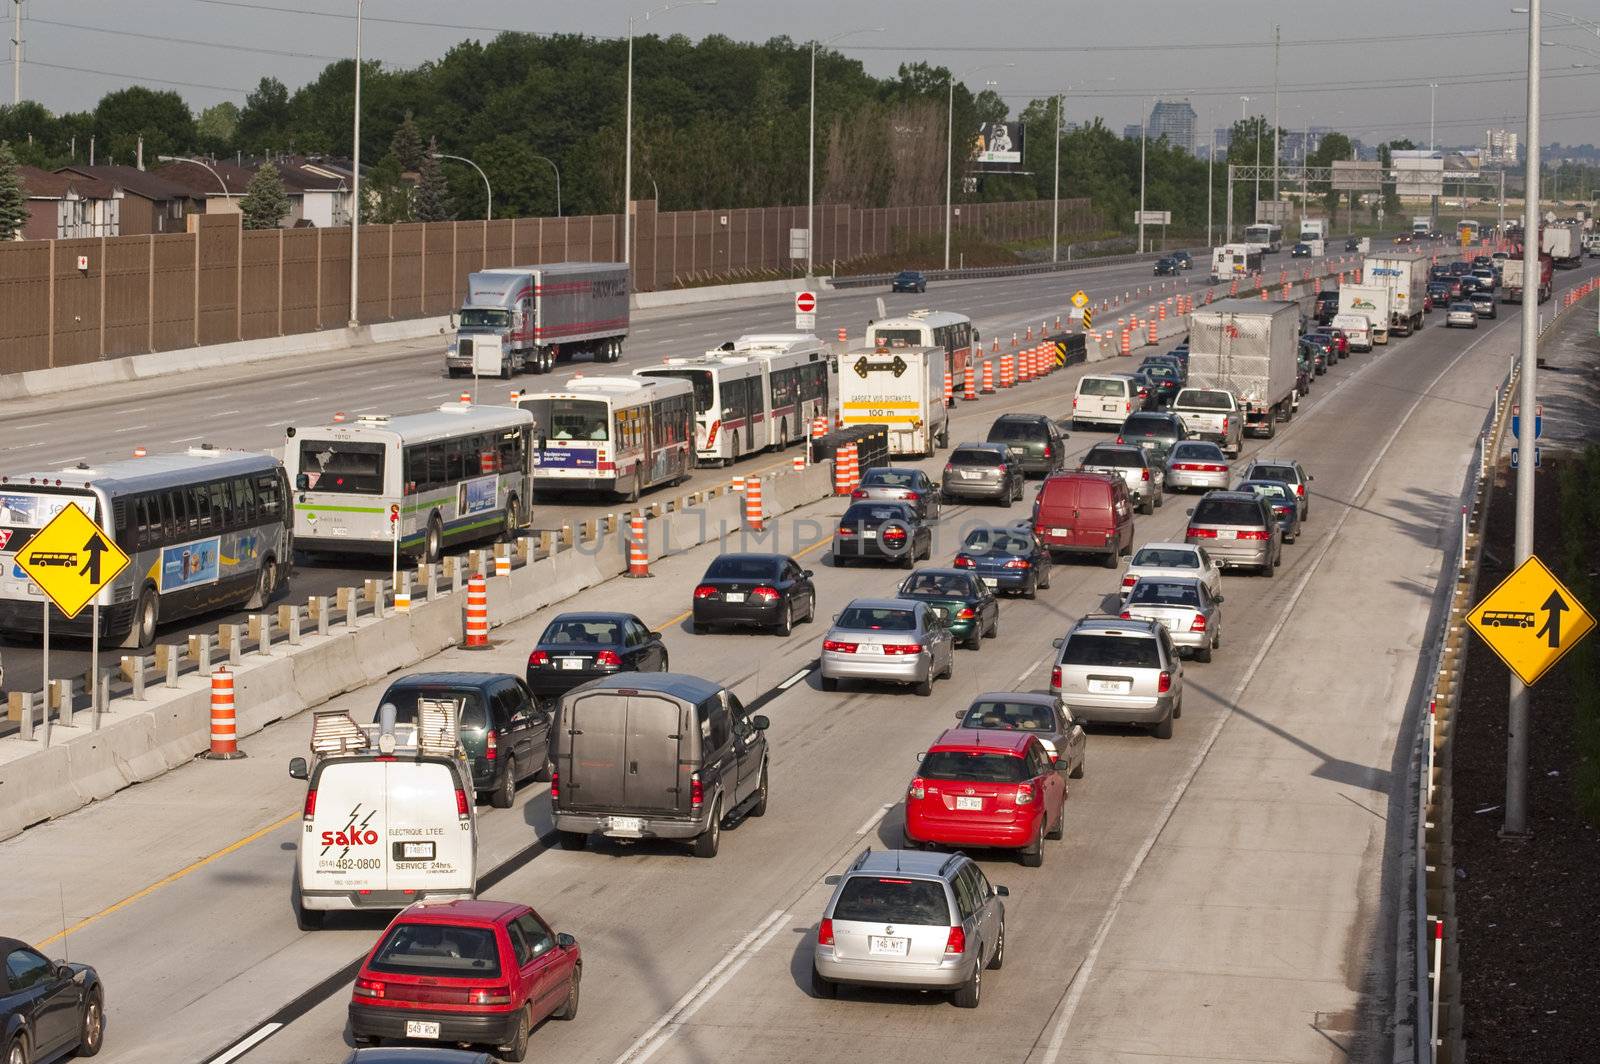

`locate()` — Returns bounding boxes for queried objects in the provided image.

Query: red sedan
[349,899,581,1061]
[904,729,1066,867]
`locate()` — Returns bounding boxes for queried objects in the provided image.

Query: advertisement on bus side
[456,474,499,518]
[160,537,221,592]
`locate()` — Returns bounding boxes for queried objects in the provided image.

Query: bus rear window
[870,328,923,348]
[298,441,385,494]
[522,399,610,442]
[638,369,713,413]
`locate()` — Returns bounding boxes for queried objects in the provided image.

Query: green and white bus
[0,447,292,647]
[286,403,534,562]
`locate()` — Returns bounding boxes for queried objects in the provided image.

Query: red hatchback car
[349,899,581,1061]
[903,729,1067,867]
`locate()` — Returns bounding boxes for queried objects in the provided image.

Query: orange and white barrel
[463,574,490,650]
[206,667,243,760]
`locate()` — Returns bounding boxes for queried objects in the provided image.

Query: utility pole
[1429,82,1438,153]
[1052,91,1062,262]
[1207,125,1214,247]
[10,0,20,105]
[1272,23,1281,200]
[1505,0,1541,839]
[1138,103,1147,254]
[347,0,363,328]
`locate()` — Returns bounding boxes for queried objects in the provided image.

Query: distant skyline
[8,0,1600,148]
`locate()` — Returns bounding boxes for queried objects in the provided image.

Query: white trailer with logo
[1361,252,1428,336]
[287,701,478,928]
[1186,299,1300,439]
[446,261,630,378]
[834,344,951,457]
[1338,284,1393,345]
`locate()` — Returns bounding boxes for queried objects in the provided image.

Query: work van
[288,703,478,929]
[1031,472,1135,568]
[552,673,771,858]
[1071,375,1138,430]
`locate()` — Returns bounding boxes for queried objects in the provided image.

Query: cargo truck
[1361,252,1428,336]
[1411,216,1432,238]
[1184,299,1301,440]
[1298,219,1328,243]
[1211,243,1264,282]
[1501,254,1553,304]
[446,261,630,378]
[1338,284,1392,345]
[834,344,951,457]
[1541,224,1583,269]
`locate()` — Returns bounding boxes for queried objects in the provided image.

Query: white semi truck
[446,261,630,378]
[1338,284,1393,345]
[834,344,951,457]
[1361,252,1428,336]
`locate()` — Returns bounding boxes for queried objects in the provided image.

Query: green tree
[413,138,452,221]
[92,86,195,164]
[237,77,291,153]
[239,162,291,229]
[364,154,412,223]
[390,111,424,172]
[196,102,240,150]
[1306,132,1354,216]
[0,142,27,240]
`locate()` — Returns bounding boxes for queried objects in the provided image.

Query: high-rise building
[1214,127,1233,152]
[1147,98,1198,154]
[1123,124,1142,141]
[1484,128,1520,164]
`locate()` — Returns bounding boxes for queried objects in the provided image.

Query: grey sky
[14,0,1600,147]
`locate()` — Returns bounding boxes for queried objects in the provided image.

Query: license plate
[1102,403,1117,411]
[981,577,998,587]
[608,816,644,834]
[1217,529,1237,540]
[955,795,984,811]
[724,592,745,603]
[399,841,435,860]
[1089,678,1130,694]
[561,657,585,670]
[1007,446,1024,455]
[860,530,877,539]
[405,1021,441,1039]
[960,470,980,480]
[869,936,909,956]
[858,643,884,655]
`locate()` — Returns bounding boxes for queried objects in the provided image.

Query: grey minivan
[550,673,770,858]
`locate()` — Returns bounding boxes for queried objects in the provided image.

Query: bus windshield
[522,398,610,442]
[298,440,385,494]
[641,369,714,413]
[870,328,924,347]
[459,308,509,328]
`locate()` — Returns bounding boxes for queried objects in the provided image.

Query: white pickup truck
[1170,387,1244,457]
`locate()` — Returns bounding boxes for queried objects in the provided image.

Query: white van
[1331,313,1374,352]
[288,702,479,929]
[1071,374,1138,430]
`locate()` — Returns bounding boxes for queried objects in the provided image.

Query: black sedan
[953,692,1086,777]
[1236,478,1303,543]
[1,938,104,1062]
[1290,242,1312,258]
[831,501,933,568]
[892,270,928,293]
[896,567,999,649]
[952,525,1053,599]
[525,612,667,702]
[1345,237,1362,251]
[692,552,816,635]
[1153,257,1180,276]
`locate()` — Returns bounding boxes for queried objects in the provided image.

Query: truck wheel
[558,831,588,851]
[692,798,723,858]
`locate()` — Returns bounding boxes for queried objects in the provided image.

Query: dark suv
[892,270,928,293]
[1313,289,1339,324]
[941,442,1024,505]
[379,672,554,809]
[986,413,1068,477]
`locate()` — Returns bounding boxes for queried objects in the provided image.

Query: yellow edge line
[38,809,301,947]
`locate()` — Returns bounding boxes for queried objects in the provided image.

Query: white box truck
[1332,312,1374,352]
[835,344,951,457]
[1411,216,1432,238]
[1542,223,1583,269]
[1211,243,1265,282]
[1185,299,1301,439]
[446,261,630,378]
[288,702,478,928]
[1298,219,1328,243]
[1362,252,1428,336]
[1339,284,1392,345]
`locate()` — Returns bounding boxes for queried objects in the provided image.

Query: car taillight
[882,643,923,655]
[956,607,976,620]
[909,776,926,800]
[954,554,975,568]
[595,649,623,667]
[1115,435,1125,444]
[837,526,855,536]
[353,977,386,999]
[818,918,835,947]
[1158,671,1172,694]
[1188,527,1217,538]
[455,788,469,817]
[528,649,550,668]
[1121,574,1136,588]
[1050,665,1062,690]
[691,772,704,810]
[1141,468,1150,481]
[303,788,317,819]
[1119,611,1132,620]
[550,769,560,801]
[945,926,967,955]
[904,492,920,502]
[1221,417,1229,432]
[1296,483,1305,496]
[1237,530,1270,540]
[1191,614,1208,632]
[693,584,719,599]
[823,639,858,653]
[1203,464,1226,472]
[1072,396,1079,408]
[1004,558,1031,569]
[1043,444,1052,458]
[485,729,498,761]
[1015,783,1034,806]
[851,489,868,499]
[470,986,513,1005]
[1034,524,1047,536]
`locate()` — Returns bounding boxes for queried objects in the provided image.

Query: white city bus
[866,309,978,379]
[1243,223,1283,253]
[635,333,830,465]
[0,447,292,647]
[285,403,534,563]
[517,375,694,500]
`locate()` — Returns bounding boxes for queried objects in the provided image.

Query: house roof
[18,164,117,200]
[55,164,194,202]
[153,160,255,197]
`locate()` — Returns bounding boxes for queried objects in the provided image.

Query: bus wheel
[246,557,278,610]
[122,588,158,649]
[619,474,640,504]
[423,516,444,563]
[503,496,524,539]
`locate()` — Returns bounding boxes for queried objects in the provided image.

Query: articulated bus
[635,333,830,465]
[286,403,534,563]
[866,309,978,379]
[516,375,694,500]
[0,447,291,647]
[1243,223,1283,254]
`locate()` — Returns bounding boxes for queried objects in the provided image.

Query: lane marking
[1034,302,1520,1064]
[855,801,896,838]
[38,811,300,948]
[612,909,788,1064]
[206,1023,282,1064]
[285,397,322,406]
[778,667,810,690]
[171,435,206,443]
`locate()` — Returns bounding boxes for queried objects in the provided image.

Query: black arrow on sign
[79,531,111,585]
[1535,589,1569,648]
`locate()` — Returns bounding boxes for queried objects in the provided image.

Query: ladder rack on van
[307,700,466,761]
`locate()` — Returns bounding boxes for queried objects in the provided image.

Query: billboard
[1331,160,1382,191]
[1391,153,1445,196]
[973,122,1024,170]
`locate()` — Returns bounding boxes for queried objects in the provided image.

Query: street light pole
[348,0,363,328]
[1429,81,1438,152]
[944,62,1012,271]
[158,155,232,202]
[1207,125,1214,248]
[1272,22,1281,200]
[809,27,881,279]
[1139,102,1148,254]
[1052,91,1062,262]
[532,154,561,216]
[432,152,492,220]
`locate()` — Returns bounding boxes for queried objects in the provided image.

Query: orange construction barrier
[846,444,861,491]
[944,371,954,405]
[833,445,853,495]
[732,474,746,493]
[1120,329,1132,356]
[981,361,995,394]
[1158,302,1167,322]
[1205,288,1214,304]
[792,453,805,472]
[459,391,471,404]
[1146,316,1158,345]
[811,415,829,440]
[463,574,490,650]
[132,446,147,458]
[745,477,764,531]
[626,514,651,578]
[1229,279,1239,296]
[1000,353,1015,387]
[206,667,244,760]
[494,547,511,578]
[1019,349,1034,383]
[963,363,978,400]
[837,327,848,342]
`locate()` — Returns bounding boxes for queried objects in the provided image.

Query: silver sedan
[819,598,956,697]
[1121,576,1222,662]
[1164,440,1231,493]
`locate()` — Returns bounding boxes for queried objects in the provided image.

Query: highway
[0,254,1224,702]
[5,252,1580,1064]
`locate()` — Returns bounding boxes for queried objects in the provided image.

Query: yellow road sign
[15,502,129,619]
[1070,289,1090,309]
[1467,554,1595,686]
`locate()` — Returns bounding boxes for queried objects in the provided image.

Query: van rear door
[303,760,390,894]
[563,690,685,813]
[383,760,473,895]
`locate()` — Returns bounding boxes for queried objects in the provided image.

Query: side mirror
[955,710,967,720]
[915,751,926,763]
[288,756,309,780]
[1214,595,1225,604]
[802,569,814,578]
[55,962,73,980]
[1050,637,1063,649]
[557,932,578,950]
[294,473,310,491]
[824,875,841,886]
[649,631,663,641]
[1186,508,1196,516]
[752,714,770,731]
[994,885,1010,898]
